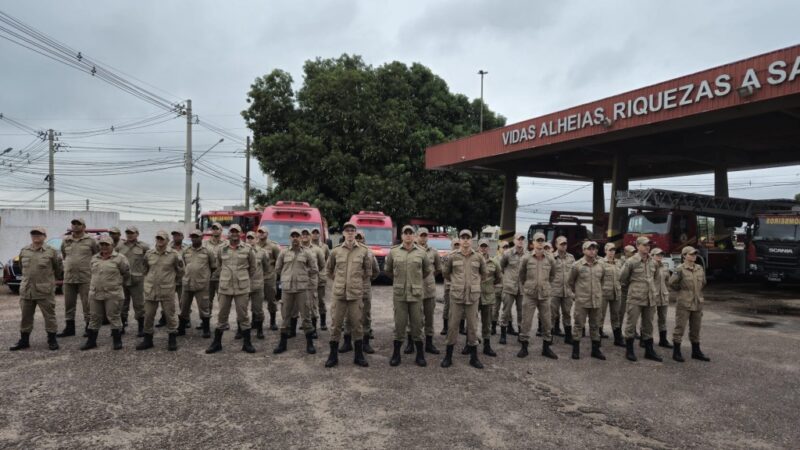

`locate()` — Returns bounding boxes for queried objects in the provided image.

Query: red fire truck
[259,201,329,248]
[348,211,396,274]
[199,210,261,237]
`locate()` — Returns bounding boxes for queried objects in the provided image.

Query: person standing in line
[619,236,662,362]
[478,239,502,357]
[272,228,318,355]
[242,231,270,340]
[566,241,607,360]
[498,234,526,344]
[201,222,228,328]
[341,231,380,354]
[516,232,558,360]
[600,243,625,347]
[137,231,184,351]
[551,236,576,344]
[311,227,330,331]
[59,218,99,338]
[81,235,129,351]
[440,239,462,336]
[256,226,281,330]
[669,246,710,363]
[410,227,442,355]
[651,248,674,349]
[178,230,216,338]
[117,225,149,337]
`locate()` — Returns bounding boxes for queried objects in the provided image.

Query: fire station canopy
[425,45,800,182]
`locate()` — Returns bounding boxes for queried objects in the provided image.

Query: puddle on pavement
[731,320,777,328]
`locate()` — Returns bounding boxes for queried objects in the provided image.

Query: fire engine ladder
[615,189,798,220]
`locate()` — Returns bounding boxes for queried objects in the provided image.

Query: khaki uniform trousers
[331,298,363,341]
[395,300,423,342]
[121,277,145,320]
[551,295,573,328]
[64,282,90,322]
[446,301,479,346]
[480,303,494,339]
[573,306,601,341]
[20,295,57,333]
[624,303,654,340]
[208,280,220,314]
[144,299,178,334]
[264,279,277,314]
[422,297,436,336]
[345,294,372,335]
[519,295,552,342]
[441,285,450,321]
[180,287,210,321]
[304,288,317,321]
[491,290,502,323]
[317,284,327,316]
[281,291,310,334]
[216,293,250,331]
[89,297,122,331]
[500,293,522,327]
[673,307,702,344]
[656,305,669,332]
[601,292,623,329]
[250,287,265,323]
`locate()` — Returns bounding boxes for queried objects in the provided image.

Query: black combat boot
[468,345,484,369]
[269,312,278,330]
[235,324,243,340]
[311,318,318,339]
[491,321,497,335]
[542,340,558,359]
[673,343,685,362]
[658,330,673,348]
[201,317,211,339]
[459,320,466,335]
[613,327,624,347]
[564,326,574,345]
[57,320,75,338]
[425,335,440,354]
[254,321,265,340]
[80,329,98,351]
[47,332,59,351]
[644,339,663,362]
[591,340,606,360]
[272,333,288,354]
[177,318,187,336]
[240,329,255,353]
[319,312,327,330]
[499,326,507,345]
[390,340,402,366]
[206,329,224,354]
[483,339,497,357]
[111,329,122,350]
[363,335,375,354]
[552,316,563,336]
[507,321,518,336]
[325,341,339,367]
[440,318,448,336]
[414,340,427,367]
[354,339,369,367]
[83,323,90,338]
[168,332,178,351]
[136,318,145,338]
[516,341,529,358]
[571,340,580,359]
[691,342,710,361]
[625,337,637,362]
[440,344,454,368]
[289,317,298,338]
[305,332,316,354]
[120,314,128,335]
[640,337,646,348]
[404,334,414,354]
[339,334,353,353]
[136,333,154,351]
[9,332,30,351]
[156,312,166,328]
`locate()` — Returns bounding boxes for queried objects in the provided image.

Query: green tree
[242,54,506,232]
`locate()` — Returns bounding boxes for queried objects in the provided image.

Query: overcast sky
[1,0,799,231]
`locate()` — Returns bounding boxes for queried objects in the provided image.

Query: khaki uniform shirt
[251,244,269,289]
[551,251,576,298]
[326,241,371,301]
[444,249,487,305]
[116,240,150,284]
[303,244,324,291]
[600,257,623,301]
[480,254,502,305]
[182,245,217,291]
[203,237,228,282]
[171,243,188,286]
[653,263,670,306]
[363,251,380,298]
[385,243,431,302]
[276,244,318,293]
[143,247,184,301]
[669,263,705,311]
[619,253,657,306]
[216,242,257,296]
[420,244,443,300]
[61,234,99,284]
[568,256,606,309]
[89,252,131,301]
[19,245,62,300]
[499,247,526,295]
[312,242,329,286]
[518,251,556,300]
[257,239,281,283]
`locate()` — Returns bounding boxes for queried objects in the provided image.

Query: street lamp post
[478,70,488,132]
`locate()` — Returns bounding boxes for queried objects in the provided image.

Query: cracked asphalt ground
[1,281,798,449]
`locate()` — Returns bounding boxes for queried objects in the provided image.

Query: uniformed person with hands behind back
[567,241,608,360]
[619,236,662,362]
[478,239,502,357]
[669,246,710,363]
[178,229,217,338]
[651,247,674,349]
[81,235,130,351]
[59,217,99,338]
[255,226,281,330]
[117,225,149,337]
[137,231,184,351]
[272,228,318,355]
[516,232,558,360]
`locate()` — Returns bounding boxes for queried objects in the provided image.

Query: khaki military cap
[401,225,415,234]
[555,236,568,244]
[108,227,121,234]
[514,233,525,241]
[289,228,301,237]
[417,227,429,236]
[300,228,311,235]
[624,245,636,253]
[30,226,47,236]
[459,229,472,238]
[604,243,617,252]
[635,236,651,246]
[98,235,114,245]
[228,224,243,233]
[355,231,365,239]
[71,217,86,226]
[210,222,223,229]
[582,241,598,250]
[155,230,169,240]
[311,227,320,233]
[342,222,357,230]
[532,232,546,241]
[681,246,698,256]
[478,239,489,247]
[543,242,553,250]
[189,229,202,237]
[171,229,184,236]
[258,226,269,233]
[125,225,139,233]
[246,231,256,238]
[650,247,664,256]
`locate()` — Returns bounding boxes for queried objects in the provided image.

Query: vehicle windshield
[753,217,800,241]
[259,220,320,246]
[627,213,669,234]
[201,214,258,233]
[529,227,555,242]
[427,238,454,251]
[358,227,394,246]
